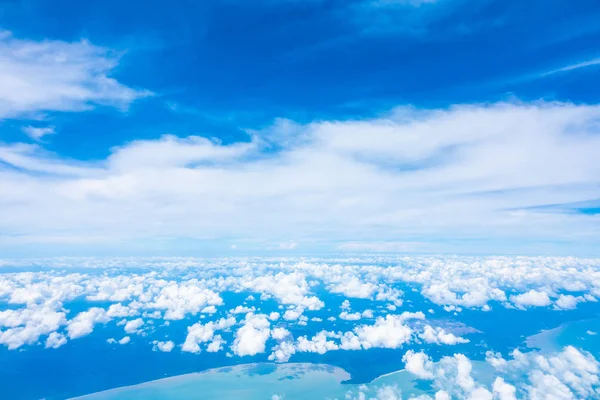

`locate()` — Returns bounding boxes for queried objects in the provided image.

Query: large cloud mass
[0,100,599,254]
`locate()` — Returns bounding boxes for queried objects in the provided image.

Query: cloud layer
[1,101,599,254]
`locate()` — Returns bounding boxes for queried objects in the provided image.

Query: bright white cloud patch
[232,313,271,357]
[398,346,600,400]
[0,102,599,253]
[0,255,598,364]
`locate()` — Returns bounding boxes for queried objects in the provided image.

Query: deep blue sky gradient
[1,0,599,160]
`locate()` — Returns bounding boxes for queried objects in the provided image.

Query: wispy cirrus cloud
[540,56,600,77]
[0,31,150,121]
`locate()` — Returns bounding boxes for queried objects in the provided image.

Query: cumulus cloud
[419,325,469,345]
[232,313,271,357]
[1,254,599,355]
[402,345,600,399]
[66,308,110,340]
[182,317,235,354]
[0,307,67,349]
[510,290,551,308]
[123,318,144,334]
[153,340,175,352]
[402,350,435,379]
[45,332,67,349]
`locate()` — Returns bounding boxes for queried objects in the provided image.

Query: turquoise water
[71,363,353,400]
[71,316,600,400]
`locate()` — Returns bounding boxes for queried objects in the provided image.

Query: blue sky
[0,0,599,256]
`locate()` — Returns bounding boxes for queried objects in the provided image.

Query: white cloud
[230,305,255,314]
[350,312,424,350]
[492,378,516,400]
[403,350,435,379]
[201,305,218,314]
[268,312,280,321]
[296,331,339,354]
[329,277,378,299]
[0,31,149,120]
[271,327,291,340]
[340,311,362,320]
[107,303,138,318]
[1,255,600,354]
[206,335,225,352]
[45,332,67,349]
[510,290,551,308]
[231,313,271,357]
[0,307,66,349]
[182,317,235,354]
[66,307,110,339]
[419,325,469,345]
[153,340,175,352]
[283,308,304,321]
[554,294,583,310]
[118,336,130,345]
[123,318,144,334]
[1,102,600,254]
[402,345,600,399]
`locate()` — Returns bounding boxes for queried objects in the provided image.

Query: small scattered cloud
[0,31,150,121]
[22,125,55,141]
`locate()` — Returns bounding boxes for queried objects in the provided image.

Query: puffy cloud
[206,335,225,353]
[341,300,351,310]
[268,340,297,362]
[45,332,67,349]
[231,313,271,357]
[0,31,149,120]
[152,340,175,352]
[118,336,130,345]
[492,378,516,400]
[144,283,223,321]
[123,318,144,334]
[339,311,362,321]
[352,312,424,350]
[404,346,600,399]
[402,350,435,379]
[182,317,235,354]
[329,278,378,299]
[510,290,551,308]
[107,303,138,318]
[1,254,600,355]
[271,327,291,340]
[296,331,340,354]
[230,305,255,314]
[268,312,280,321]
[201,305,217,314]
[283,308,304,321]
[419,325,469,345]
[0,307,67,349]
[66,307,110,340]
[554,294,584,310]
